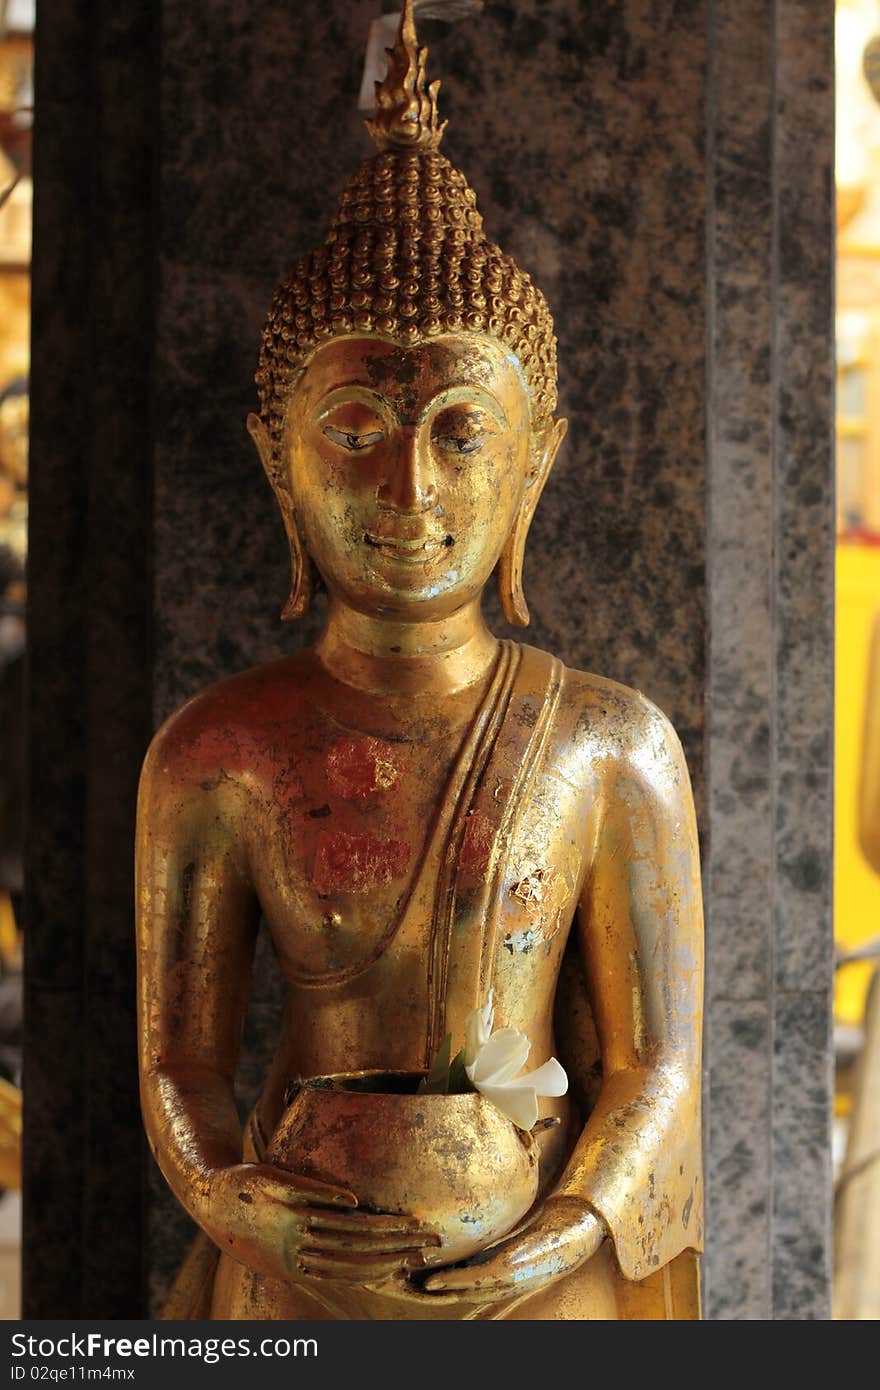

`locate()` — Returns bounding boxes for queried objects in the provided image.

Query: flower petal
[506,1056,568,1098]
[463,990,495,1068]
[466,1027,531,1086]
[475,1081,539,1131]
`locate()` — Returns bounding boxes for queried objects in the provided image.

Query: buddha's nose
[377,426,437,515]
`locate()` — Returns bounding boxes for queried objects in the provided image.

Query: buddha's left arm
[424,693,703,1299]
[552,694,705,1280]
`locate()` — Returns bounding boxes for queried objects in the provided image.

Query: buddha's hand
[420,1194,606,1303]
[203,1162,442,1285]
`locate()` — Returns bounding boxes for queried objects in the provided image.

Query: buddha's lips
[363,530,450,562]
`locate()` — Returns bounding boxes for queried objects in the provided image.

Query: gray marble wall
[26,0,834,1318]
[25,0,154,1317]
[705,0,835,1319]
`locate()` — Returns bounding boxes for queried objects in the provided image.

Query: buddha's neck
[316,598,499,697]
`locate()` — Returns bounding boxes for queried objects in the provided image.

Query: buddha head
[249,0,566,627]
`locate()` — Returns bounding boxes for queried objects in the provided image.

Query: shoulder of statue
[140,651,313,787]
[553,658,687,781]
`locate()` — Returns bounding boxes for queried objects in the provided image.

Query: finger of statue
[424,1246,583,1297]
[423,1237,562,1295]
[304,1210,439,1238]
[399,1269,495,1304]
[253,1170,358,1209]
[285,1172,359,1207]
[301,1226,442,1255]
[299,1249,431,1282]
[421,1266,519,1301]
[422,1266,545,1299]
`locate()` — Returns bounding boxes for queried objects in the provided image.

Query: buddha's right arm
[135,714,262,1225]
[135,710,443,1283]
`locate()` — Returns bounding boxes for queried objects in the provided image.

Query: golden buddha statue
[137,2,704,1321]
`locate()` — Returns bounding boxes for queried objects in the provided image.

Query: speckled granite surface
[705,0,834,1321]
[770,0,835,1320]
[705,0,776,1319]
[26,0,834,1319]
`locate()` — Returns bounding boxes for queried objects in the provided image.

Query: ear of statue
[247,412,313,621]
[498,416,568,627]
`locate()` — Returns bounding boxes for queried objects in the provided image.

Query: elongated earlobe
[497,511,532,626]
[497,417,567,627]
[247,412,313,621]
[278,516,313,622]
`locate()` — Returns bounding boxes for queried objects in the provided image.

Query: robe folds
[160,642,703,1320]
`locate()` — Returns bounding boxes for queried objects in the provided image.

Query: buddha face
[281,334,545,622]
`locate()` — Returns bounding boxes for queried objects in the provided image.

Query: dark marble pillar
[26,0,834,1319]
[25,0,156,1316]
[705,0,835,1319]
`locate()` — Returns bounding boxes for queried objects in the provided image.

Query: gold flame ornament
[255,3,558,463]
[366,0,448,151]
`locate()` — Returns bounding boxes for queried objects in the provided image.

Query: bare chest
[247,718,470,978]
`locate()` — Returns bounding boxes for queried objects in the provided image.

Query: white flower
[464,988,495,1068]
[463,992,568,1131]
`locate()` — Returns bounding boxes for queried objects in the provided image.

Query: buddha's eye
[323,425,384,453]
[434,434,487,456]
[432,409,493,458]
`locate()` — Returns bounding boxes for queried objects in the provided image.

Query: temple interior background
[0,0,875,1318]
[832,0,880,1316]
[0,0,30,1323]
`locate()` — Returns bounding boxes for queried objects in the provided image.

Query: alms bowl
[267,1070,540,1267]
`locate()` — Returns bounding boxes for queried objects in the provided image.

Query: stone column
[25,0,834,1319]
[25,0,155,1317]
[705,0,835,1319]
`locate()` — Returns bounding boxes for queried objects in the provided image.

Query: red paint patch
[459,811,494,878]
[312,829,411,895]
[326,737,400,800]
[188,725,260,776]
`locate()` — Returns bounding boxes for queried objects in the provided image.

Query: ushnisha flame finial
[256,0,559,453]
[365,0,447,152]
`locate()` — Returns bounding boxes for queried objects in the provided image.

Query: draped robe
[145,641,703,1320]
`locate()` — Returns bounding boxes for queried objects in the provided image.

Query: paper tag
[358,12,401,114]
